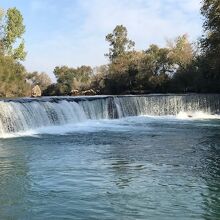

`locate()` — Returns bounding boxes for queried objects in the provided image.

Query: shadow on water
[200,134,220,220]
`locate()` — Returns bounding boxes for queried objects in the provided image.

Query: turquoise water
[0,116,220,219]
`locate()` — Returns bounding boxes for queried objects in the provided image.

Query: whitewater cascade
[0,94,220,136]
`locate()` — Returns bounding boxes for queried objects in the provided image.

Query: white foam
[0,119,131,139]
[176,111,220,120]
[0,112,219,139]
[1,95,220,138]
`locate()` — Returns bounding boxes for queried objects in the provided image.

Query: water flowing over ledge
[0,94,220,137]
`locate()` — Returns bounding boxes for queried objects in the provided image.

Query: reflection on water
[111,159,132,188]
[0,117,220,219]
[110,159,145,189]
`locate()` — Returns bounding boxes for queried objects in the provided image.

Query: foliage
[105,25,135,61]
[0,7,49,98]
[90,65,108,94]
[167,34,194,69]
[0,8,4,54]
[44,65,93,96]
[86,33,196,95]
[1,7,26,60]
[198,0,220,92]
[1,2,220,97]
[27,72,52,91]
[201,0,220,55]
[0,55,30,97]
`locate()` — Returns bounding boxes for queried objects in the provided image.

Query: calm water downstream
[0,115,220,220]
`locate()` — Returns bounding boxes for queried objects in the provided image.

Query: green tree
[3,7,26,60]
[145,44,172,75]
[43,83,62,96]
[167,34,194,70]
[52,65,93,95]
[199,0,220,92]
[106,52,139,94]
[0,7,29,97]
[91,65,108,94]
[76,65,93,83]
[166,35,196,92]
[105,25,135,61]
[0,54,30,97]
[144,45,172,92]
[0,8,4,54]
[201,0,220,56]
[103,44,173,94]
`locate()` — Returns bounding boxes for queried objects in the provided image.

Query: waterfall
[0,94,220,136]
[113,94,220,116]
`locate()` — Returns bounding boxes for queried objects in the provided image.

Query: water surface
[0,115,220,219]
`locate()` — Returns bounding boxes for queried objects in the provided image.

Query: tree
[27,72,52,91]
[167,34,194,70]
[2,7,26,60]
[144,45,172,92]
[0,8,4,54]
[43,83,62,96]
[105,25,135,61]
[200,0,220,87]
[76,65,92,82]
[52,65,93,95]
[145,44,172,75]
[90,65,108,94]
[201,0,220,55]
[166,34,196,92]
[0,54,30,97]
[0,7,29,98]
[106,52,137,94]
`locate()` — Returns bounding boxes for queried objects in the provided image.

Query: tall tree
[0,8,4,54]
[0,7,29,97]
[3,7,26,60]
[167,34,194,70]
[105,25,135,61]
[201,0,220,55]
[167,35,195,92]
[198,0,220,92]
[0,54,30,97]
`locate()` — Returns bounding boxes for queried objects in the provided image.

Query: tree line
[0,0,219,97]
[0,7,51,97]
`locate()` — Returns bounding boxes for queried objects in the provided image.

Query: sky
[1,0,203,80]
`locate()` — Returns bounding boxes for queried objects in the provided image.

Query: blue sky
[1,0,202,80]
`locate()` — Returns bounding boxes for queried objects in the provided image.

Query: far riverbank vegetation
[0,0,219,97]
